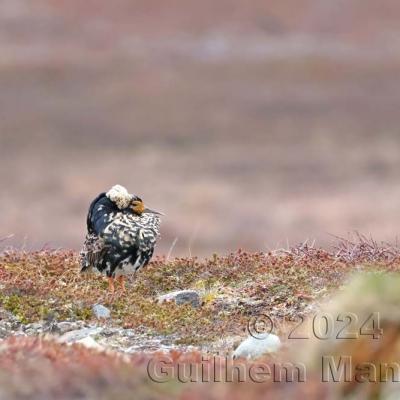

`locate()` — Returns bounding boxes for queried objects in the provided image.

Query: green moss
[0,294,46,323]
[38,305,52,321]
[72,306,93,321]
[1,294,27,323]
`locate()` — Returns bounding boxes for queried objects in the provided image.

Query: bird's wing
[80,233,108,272]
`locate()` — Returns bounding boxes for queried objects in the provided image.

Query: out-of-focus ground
[2,0,400,255]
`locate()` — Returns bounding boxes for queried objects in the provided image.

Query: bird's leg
[117,276,126,293]
[108,277,115,294]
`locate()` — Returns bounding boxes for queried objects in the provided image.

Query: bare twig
[166,237,178,262]
[330,232,400,263]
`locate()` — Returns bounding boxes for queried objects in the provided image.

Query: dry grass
[1,235,400,343]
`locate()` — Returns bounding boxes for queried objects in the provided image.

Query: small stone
[24,323,42,331]
[0,308,21,331]
[54,321,82,335]
[157,290,201,308]
[92,304,111,319]
[23,323,44,335]
[121,329,138,338]
[0,308,17,321]
[0,321,11,328]
[233,333,281,360]
[100,327,119,337]
[58,327,103,343]
[0,327,10,339]
[24,329,39,335]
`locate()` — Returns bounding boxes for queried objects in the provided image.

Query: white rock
[58,327,103,343]
[92,304,111,319]
[233,333,281,360]
[157,290,200,308]
[75,336,104,350]
[55,321,83,334]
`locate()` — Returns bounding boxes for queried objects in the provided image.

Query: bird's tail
[79,243,94,273]
[80,264,91,273]
[79,251,91,273]
[80,233,105,273]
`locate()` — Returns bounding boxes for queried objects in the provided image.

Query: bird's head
[130,196,164,216]
[106,185,163,215]
[106,184,132,210]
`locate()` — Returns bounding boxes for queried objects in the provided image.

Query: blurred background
[1,0,400,256]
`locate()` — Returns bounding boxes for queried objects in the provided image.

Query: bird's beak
[143,207,164,216]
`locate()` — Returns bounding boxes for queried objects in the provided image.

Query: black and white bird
[80,185,162,293]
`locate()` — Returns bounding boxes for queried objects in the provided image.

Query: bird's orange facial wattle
[131,200,145,215]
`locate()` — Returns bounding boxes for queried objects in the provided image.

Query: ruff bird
[80,185,162,293]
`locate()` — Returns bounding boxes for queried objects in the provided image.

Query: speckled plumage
[80,186,161,279]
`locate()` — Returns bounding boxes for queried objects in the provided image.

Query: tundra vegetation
[0,234,399,399]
